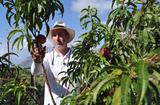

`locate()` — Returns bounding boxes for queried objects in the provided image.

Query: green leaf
[112,87,121,105]
[111,69,122,76]
[27,1,31,14]
[1,52,18,58]
[6,8,14,27]
[133,11,141,25]
[7,28,21,41]
[111,0,116,9]
[121,75,131,105]
[14,12,21,27]
[90,74,107,89]
[38,4,43,13]
[37,21,43,31]
[83,63,88,80]
[11,35,24,50]
[107,8,120,25]
[136,60,149,105]
[4,88,14,95]
[16,90,22,105]
[84,94,92,105]
[55,0,64,16]
[151,70,160,93]
[28,86,38,91]
[93,75,118,103]
[45,22,50,36]
[32,12,35,25]
[142,29,149,47]
[60,95,72,105]
[24,21,29,35]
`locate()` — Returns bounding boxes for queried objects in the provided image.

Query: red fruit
[100,47,110,58]
[36,34,46,44]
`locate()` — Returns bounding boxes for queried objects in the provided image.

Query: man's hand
[31,45,46,63]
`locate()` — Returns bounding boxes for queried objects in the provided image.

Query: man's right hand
[31,45,46,63]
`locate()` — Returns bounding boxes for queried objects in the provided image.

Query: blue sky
[0,0,113,64]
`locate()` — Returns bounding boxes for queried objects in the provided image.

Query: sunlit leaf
[7,28,22,41]
[136,60,149,105]
[93,76,118,103]
[121,75,131,105]
[112,87,121,105]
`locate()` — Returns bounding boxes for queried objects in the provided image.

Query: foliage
[0,0,64,105]
[60,0,160,105]
[1,0,64,51]
[0,52,18,78]
[0,53,44,105]
[0,78,38,105]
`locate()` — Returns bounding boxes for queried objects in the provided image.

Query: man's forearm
[31,62,44,75]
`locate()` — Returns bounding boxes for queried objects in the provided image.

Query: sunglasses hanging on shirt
[51,49,71,67]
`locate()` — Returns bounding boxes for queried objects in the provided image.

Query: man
[31,21,75,105]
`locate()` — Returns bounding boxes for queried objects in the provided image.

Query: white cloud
[71,0,112,14]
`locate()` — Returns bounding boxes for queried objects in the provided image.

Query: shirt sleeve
[30,53,49,76]
[31,62,44,75]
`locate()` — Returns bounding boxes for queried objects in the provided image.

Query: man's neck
[55,46,69,56]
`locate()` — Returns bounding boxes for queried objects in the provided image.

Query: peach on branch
[35,34,46,44]
[100,47,110,59]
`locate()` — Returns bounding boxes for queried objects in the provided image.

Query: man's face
[51,29,69,46]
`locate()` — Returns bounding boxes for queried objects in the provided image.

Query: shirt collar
[54,48,71,59]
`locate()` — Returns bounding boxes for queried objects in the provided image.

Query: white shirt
[31,48,73,105]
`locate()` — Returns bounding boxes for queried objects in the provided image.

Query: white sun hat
[49,21,75,43]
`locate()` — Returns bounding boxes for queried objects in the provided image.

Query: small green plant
[0,53,41,105]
